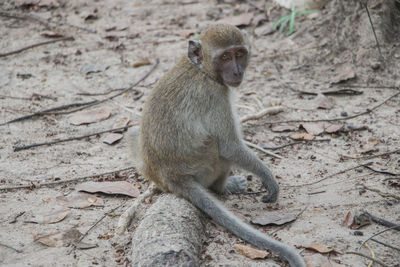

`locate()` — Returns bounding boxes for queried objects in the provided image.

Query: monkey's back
[139,56,232,192]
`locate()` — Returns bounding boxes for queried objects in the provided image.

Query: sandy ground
[0,0,399,266]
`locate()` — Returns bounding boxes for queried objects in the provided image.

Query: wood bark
[130,194,205,267]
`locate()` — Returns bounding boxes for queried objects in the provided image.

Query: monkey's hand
[260,167,279,203]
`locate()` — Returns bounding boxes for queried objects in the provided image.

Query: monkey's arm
[221,142,279,202]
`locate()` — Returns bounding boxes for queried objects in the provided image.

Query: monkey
[129,24,305,267]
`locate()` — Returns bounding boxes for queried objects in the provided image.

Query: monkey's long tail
[178,179,306,267]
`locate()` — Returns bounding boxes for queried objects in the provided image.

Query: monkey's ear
[188,40,203,65]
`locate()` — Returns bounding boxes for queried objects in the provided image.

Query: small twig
[116,183,159,234]
[360,1,384,61]
[262,91,400,125]
[241,106,284,123]
[353,210,400,231]
[383,176,400,181]
[286,162,373,187]
[307,190,326,195]
[337,85,399,90]
[362,185,400,200]
[244,141,283,159]
[370,238,400,252]
[234,189,267,195]
[0,59,159,126]
[9,211,25,224]
[0,11,96,33]
[363,165,399,176]
[269,206,309,235]
[294,89,363,96]
[13,125,135,152]
[0,166,135,192]
[346,251,388,267]
[77,202,125,244]
[343,149,400,161]
[264,139,331,150]
[0,36,74,58]
[0,94,31,100]
[1,100,98,126]
[359,225,400,250]
[69,202,126,254]
[0,242,23,253]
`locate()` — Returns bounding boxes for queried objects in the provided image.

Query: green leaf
[272,15,290,30]
[279,17,289,33]
[288,6,296,35]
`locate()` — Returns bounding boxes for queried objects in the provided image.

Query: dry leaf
[40,31,64,38]
[271,124,297,132]
[290,133,315,141]
[234,244,268,259]
[113,117,130,131]
[304,243,334,254]
[253,14,267,26]
[102,133,123,145]
[76,181,140,197]
[251,214,297,226]
[216,13,253,26]
[254,24,275,36]
[33,228,82,247]
[330,64,356,84]
[132,58,151,68]
[300,123,324,136]
[315,93,333,110]
[56,193,104,208]
[25,208,70,224]
[304,254,345,267]
[324,124,343,133]
[69,107,111,125]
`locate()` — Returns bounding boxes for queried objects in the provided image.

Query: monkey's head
[188,24,250,87]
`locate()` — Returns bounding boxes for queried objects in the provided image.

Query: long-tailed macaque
[129,24,305,266]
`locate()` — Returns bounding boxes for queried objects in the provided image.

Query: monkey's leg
[116,182,158,235]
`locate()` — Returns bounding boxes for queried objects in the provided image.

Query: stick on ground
[241,106,284,123]
[262,91,400,125]
[0,36,74,58]
[286,162,373,187]
[244,140,283,159]
[13,125,135,152]
[0,59,159,126]
[116,183,159,235]
[0,166,135,192]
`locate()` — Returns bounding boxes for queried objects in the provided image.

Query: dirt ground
[1,0,399,266]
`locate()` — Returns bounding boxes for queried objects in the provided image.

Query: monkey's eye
[221,53,230,61]
[235,51,244,57]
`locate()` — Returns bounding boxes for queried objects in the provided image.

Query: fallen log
[130,194,205,267]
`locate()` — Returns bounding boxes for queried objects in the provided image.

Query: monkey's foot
[116,183,158,235]
[224,176,247,194]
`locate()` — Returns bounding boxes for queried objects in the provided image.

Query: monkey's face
[214,46,249,87]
